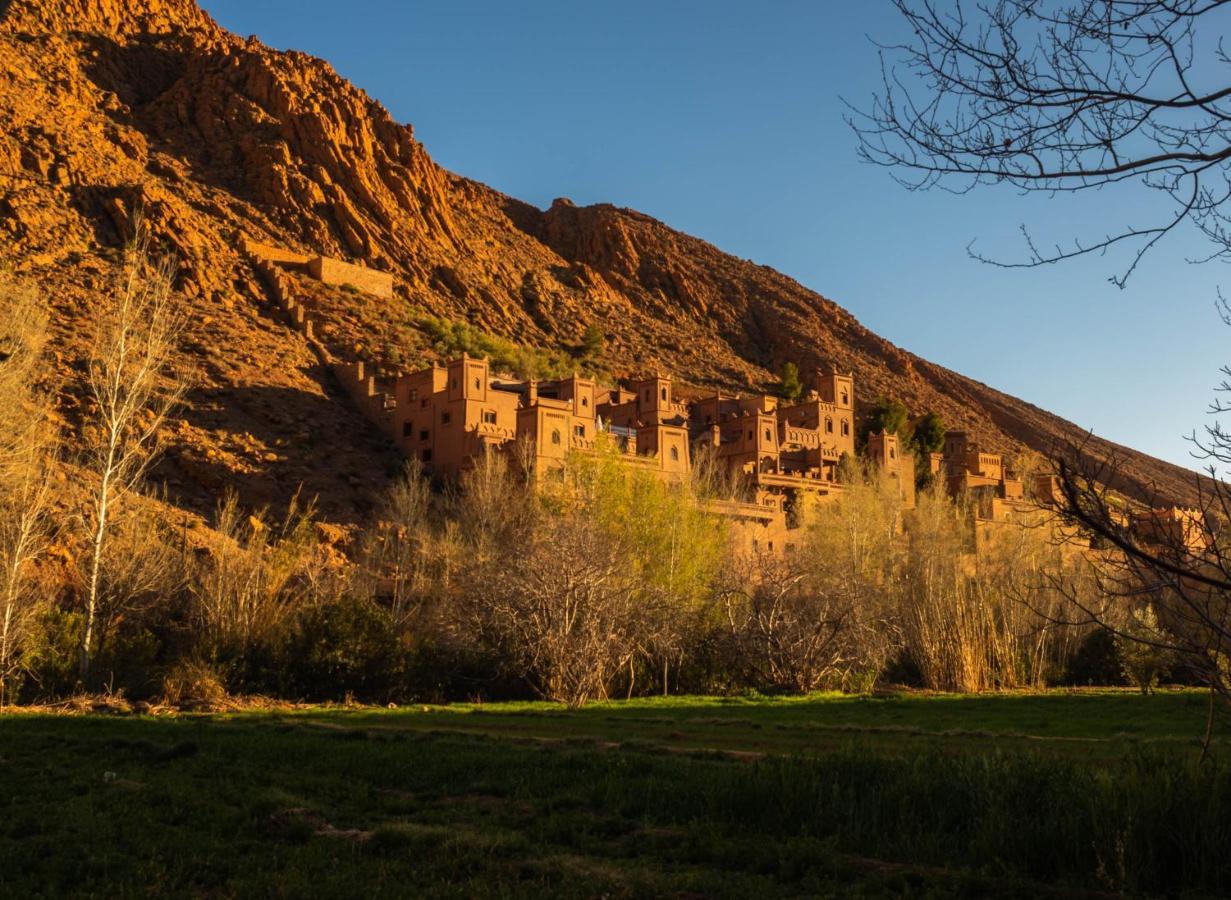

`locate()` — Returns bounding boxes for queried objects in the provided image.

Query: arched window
[841,390,848,405]
[825,418,833,434]
[764,428,772,442]
[473,377,481,391]
[661,387,668,401]
[670,446,679,461]
[582,397,589,408]
[889,447,896,459]
[841,420,850,437]
[551,429,561,446]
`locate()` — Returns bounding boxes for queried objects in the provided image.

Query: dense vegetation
[0,255,1187,709]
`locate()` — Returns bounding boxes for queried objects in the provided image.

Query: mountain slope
[0,0,1202,519]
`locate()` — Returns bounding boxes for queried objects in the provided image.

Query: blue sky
[199,0,1225,471]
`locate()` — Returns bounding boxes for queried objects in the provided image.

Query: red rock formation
[0,0,1203,518]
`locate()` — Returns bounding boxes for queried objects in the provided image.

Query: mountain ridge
[0,0,1203,520]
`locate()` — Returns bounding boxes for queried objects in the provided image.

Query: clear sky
[199,0,1225,472]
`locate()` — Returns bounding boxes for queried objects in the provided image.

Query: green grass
[300,687,1227,758]
[2,690,1229,897]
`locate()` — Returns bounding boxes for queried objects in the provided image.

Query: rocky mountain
[0,0,1203,525]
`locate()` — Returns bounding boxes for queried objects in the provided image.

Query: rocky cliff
[0,0,1203,521]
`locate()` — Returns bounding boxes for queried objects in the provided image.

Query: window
[825,418,833,434]
[669,446,679,461]
[474,377,481,391]
[890,447,896,459]
[764,428,772,442]
[450,378,457,390]
[747,430,753,440]
[705,415,712,425]
[841,390,848,405]
[661,387,667,401]
[421,449,432,462]
[551,429,562,446]
[644,389,651,402]
[841,420,850,437]
[402,421,413,438]
[482,410,497,425]
[574,424,585,437]
[420,398,429,409]
[419,429,429,442]
[408,388,418,402]
[441,411,451,425]
[581,397,589,408]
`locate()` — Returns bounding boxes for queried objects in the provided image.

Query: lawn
[2,689,1229,897]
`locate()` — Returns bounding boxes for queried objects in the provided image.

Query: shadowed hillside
[0,0,1202,522]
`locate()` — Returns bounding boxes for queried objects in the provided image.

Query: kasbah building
[242,241,1199,556]
[336,351,1044,554]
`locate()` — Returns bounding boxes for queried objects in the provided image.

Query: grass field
[2,689,1229,897]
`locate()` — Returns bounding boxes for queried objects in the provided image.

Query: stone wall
[308,256,394,299]
[239,236,312,268]
[240,243,320,347]
[240,235,394,298]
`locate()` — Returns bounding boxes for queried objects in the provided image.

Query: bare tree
[721,552,874,693]
[469,512,646,707]
[851,1,1231,285]
[1051,447,1231,715]
[79,232,186,684]
[0,270,53,705]
[723,474,903,694]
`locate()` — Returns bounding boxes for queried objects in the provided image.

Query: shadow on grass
[3,702,1230,897]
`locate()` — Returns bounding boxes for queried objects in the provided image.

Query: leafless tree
[468,512,648,707]
[0,269,53,705]
[721,552,879,693]
[851,1,1231,285]
[1050,446,1231,719]
[79,231,186,683]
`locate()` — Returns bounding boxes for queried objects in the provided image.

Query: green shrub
[416,314,576,380]
[20,608,83,701]
[278,596,407,703]
[1063,629,1125,686]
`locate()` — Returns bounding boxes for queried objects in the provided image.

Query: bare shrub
[189,490,320,672]
[448,449,538,559]
[901,484,1091,691]
[900,485,990,692]
[161,658,227,710]
[355,459,440,631]
[724,472,902,693]
[87,497,186,670]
